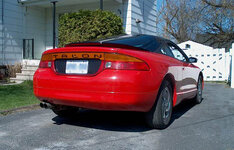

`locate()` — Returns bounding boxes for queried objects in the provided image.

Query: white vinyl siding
[0,1,46,64]
[128,0,157,35]
[0,1,24,65]
[0,0,157,65]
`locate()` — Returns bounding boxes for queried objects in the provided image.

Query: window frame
[158,43,175,57]
[164,42,189,63]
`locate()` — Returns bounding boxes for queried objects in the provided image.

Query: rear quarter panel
[117,49,180,106]
[118,49,201,106]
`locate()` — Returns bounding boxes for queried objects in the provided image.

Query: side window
[160,45,174,58]
[168,44,187,62]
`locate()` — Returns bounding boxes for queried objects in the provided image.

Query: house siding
[25,6,47,60]
[129,0,157,35]
[0,0,24,65]
[0,0,157,65]
[0,0,47,65]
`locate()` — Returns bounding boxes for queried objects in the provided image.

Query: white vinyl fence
[184,48,231,81]
[179,41,233,83]
[230,43,234,88]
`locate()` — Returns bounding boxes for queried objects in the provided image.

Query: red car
[34,35,203,129]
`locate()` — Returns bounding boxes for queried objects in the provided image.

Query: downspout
[1,0,4,65]
[100,0,103,10]
[51,1,57,49]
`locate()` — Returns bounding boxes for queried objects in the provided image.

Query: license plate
[66,60,89,74]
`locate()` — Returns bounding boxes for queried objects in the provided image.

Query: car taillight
[104,53,150,71]
[39,54,53,68]
[39,61,52,68]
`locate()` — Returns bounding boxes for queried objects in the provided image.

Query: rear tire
[52,106,79,118]
[193,76,203,104]
[145,80,173,129]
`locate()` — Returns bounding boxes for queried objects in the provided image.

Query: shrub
[58,9,124,47]
[6,63,22,78]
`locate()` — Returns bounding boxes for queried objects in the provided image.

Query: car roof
[97,34,168,43]
[67,34,170,45]
[66,34,171,52]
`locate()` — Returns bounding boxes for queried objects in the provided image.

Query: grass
[0,81,39,112]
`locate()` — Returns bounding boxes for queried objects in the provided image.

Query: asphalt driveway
[0,83,234,150]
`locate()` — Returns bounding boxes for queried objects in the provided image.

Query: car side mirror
[188,57,198,63]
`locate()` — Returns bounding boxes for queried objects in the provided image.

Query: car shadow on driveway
[52,110,151,132]
[170,99,197,124]
[52,99,197,132]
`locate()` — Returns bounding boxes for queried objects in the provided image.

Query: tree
[202,0,234,10]
[157,0,234,49]
[198,0,234,49]
[156,0,202,43]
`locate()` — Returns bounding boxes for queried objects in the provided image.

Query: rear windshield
[99,35,161,52]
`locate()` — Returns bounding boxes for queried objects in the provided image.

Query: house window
[185,44,191,49]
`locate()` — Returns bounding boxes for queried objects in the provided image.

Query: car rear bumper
[33,68,160,112]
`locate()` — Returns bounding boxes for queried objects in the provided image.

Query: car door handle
[182,67,185,70]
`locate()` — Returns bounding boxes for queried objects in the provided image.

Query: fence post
[231,43,234,88]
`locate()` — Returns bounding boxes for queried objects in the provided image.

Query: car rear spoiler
[65,42,144,51]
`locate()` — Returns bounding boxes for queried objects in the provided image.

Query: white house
[178,40,214,51]
[178,40,231,82]
[0,0,157,66]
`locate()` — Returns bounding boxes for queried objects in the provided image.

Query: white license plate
[66,60,89,74]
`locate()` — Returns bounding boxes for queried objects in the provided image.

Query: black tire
[145,80,173,129]
[52,106,79,118]
[193,76,203,104]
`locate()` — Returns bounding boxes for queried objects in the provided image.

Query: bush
[6,63,22,78]
[58,9,124,47]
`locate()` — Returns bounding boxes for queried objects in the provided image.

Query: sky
[156,0,164,10]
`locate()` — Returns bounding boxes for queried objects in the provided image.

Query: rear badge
[52,53,104,60]
[66,60,89,74]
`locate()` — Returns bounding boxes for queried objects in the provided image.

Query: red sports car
[33,35,203,129]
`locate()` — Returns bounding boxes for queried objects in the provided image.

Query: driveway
[0,83,234,150]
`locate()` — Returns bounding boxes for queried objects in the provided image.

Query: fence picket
[230,43,234,88]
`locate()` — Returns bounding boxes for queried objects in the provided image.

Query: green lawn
[0,81,39,112]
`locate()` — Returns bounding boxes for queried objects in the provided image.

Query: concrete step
[10,78,25,83]
[23,65,38,70]
[9,60,39,83]
[22,60,40,66]
[16,72,35,76]
[21,69,37,75]
[14,74,34,80]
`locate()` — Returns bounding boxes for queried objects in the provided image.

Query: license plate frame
[65,60,89,74]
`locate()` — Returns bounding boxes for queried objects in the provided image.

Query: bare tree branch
[202,0,234,10]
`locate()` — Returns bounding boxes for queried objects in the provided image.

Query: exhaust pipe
[40,102,53,109]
